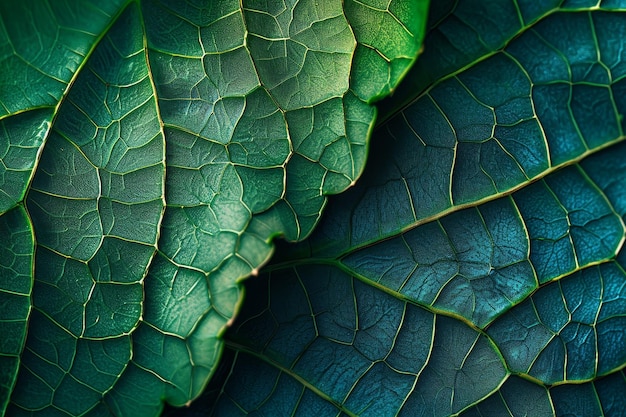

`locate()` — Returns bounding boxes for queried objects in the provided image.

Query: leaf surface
[0,0,428,415]
[194,2,626,416]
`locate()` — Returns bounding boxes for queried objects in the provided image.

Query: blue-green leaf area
[489,259,626,383]
[380,0,626,122]
[205,144,626,414]
[209,266,506,417]
[187,3,626,416]
[342,197,535,327]
[551,370,626,416]
[461,370,626,417]
[459,376,555,417]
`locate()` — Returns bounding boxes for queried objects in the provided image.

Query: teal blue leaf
[185,2,626,416]
[210,267,506,417]
[460,376,555,417]
[514,165,624,284]
[342,197,535,327]
[0,0,428,415]
[462,370,626,417]
[488,260,626,383]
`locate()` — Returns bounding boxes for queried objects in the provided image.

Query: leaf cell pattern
[213,267,507,417]
[0,207,33,414]
[0,0,129,117]
[192,2,626,417]
[0,0,427,416]
[10,5,164,416]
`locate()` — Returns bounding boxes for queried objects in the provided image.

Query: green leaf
[194,2,626,416]
[0,206,33,414]
[0,0,427,415]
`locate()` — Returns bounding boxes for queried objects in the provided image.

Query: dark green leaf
[0,207,33,415]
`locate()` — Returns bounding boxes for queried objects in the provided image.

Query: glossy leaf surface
[190,2,626,416]
[0,0,428,415]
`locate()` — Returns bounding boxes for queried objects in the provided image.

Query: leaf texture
[0,0,428,415]
[192,1,626,416]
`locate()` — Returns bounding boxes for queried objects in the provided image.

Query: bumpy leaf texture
[185,1,626,416]
[0,0,428,416]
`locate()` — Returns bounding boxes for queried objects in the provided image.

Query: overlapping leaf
[194,1,626,416]
[0,0,428,415]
